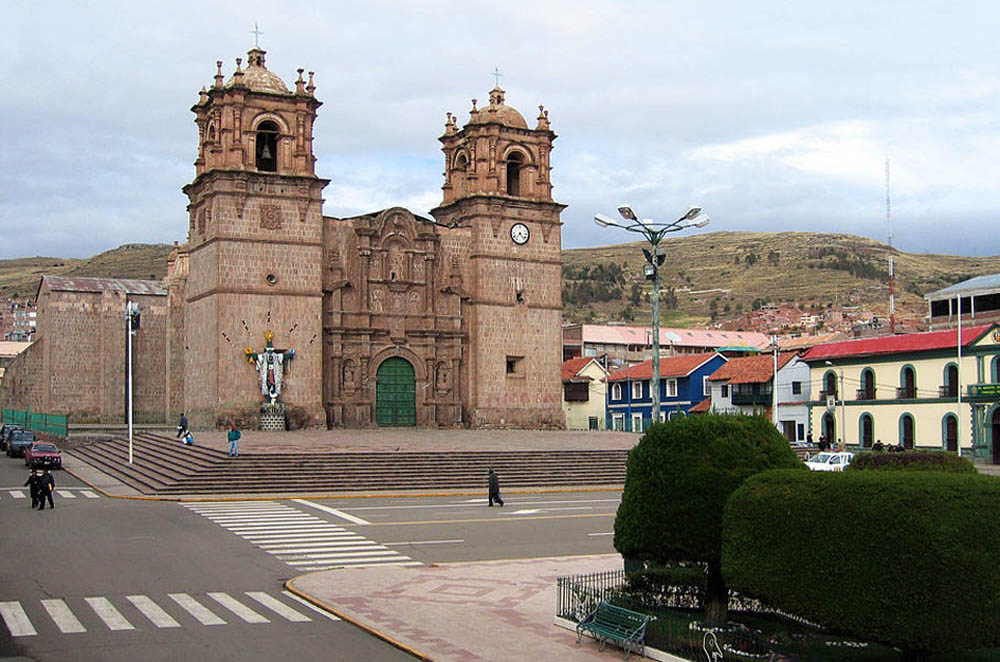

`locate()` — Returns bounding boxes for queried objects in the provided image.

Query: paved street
[0,454,623,661]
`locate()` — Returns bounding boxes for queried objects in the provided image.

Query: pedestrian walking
[24,469,40,509]
[176,412,188,438]
[38,468,55,510]
[488,468,503,507]
[227,422,241,457]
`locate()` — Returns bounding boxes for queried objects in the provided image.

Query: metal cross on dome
[250,23,264,48]
[493,66,502,87]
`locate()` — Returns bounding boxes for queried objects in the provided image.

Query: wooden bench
[576,601,651,659]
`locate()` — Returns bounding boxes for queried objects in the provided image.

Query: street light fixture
[594,204,711,425]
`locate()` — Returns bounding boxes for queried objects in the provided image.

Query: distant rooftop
[926,273,1000,301]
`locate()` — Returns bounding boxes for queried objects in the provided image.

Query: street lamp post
[825,360,846,450]
[595,205,710,424]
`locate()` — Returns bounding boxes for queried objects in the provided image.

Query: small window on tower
[506,355,523,376]
[455,153,468,171]
[255,121,279,172]
[506,151,524,195]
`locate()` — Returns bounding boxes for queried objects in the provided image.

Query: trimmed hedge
[723,469,1000,655]
[850,450,976,473]
[615,414,804,564]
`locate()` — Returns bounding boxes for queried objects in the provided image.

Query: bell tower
[181,48,329,427]
[431,87,566,427]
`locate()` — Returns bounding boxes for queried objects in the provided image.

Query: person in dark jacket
[176,413,188,438]
[24,469,40,509]
[488,469,503,507]
[38,468,55,510]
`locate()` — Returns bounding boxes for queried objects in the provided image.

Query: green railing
[2,409,68,437]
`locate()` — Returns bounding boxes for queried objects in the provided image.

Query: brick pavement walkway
[289,554,625,662]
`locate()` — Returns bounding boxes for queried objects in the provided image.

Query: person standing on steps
[38,468,55,510]
[488,468,503,507]
[227,422,241,457]
[176,412,188,438]
[24,469,40,509]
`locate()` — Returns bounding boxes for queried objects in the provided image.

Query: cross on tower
[492,66,502,87]
[250,23,264,47]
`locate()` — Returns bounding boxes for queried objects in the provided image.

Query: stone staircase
[68,432,628,495]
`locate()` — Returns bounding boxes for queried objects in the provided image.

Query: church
[2,47,567,430]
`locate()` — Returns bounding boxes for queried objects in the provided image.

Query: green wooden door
[376,358,416,427]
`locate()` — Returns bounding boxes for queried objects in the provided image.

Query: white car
[805,451,854,472]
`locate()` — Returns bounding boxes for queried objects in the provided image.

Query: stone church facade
[160,47,566,429]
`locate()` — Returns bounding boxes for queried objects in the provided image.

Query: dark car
[24,442,62,469]
[6,429,36,458]
[1,424,23,451]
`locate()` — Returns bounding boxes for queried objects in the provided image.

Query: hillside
[0,244,174,299]
[3,234,999,332]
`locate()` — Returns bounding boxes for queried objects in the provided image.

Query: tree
[613,414,802,626]
[629,282,641,306]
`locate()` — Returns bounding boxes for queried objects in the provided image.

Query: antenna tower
[886,157,895,334]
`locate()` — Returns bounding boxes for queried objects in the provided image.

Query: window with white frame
[612,383,622,400]
[666,379,677,397]
[702,376,710,396]
[632,381,643,400]
[721,384,729,398]
[613,414,625,431]
[632,414,644,432]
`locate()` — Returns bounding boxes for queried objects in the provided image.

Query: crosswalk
[3,488,101,500]
[183,501,421,571]
[0,589,337,637]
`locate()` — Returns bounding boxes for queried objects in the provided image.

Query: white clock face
[510,223,530,245]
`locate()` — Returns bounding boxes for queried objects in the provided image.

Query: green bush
[614,414,803,624]
[723,469,1000,656]
[850,451,975,473]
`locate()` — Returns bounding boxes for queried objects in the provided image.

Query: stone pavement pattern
[291,554,623,662]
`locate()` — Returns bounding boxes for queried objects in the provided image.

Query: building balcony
[939,385,958,398]
[731,390,772,406]
[818,389,838,399]
[856,388,876,400]
[895,387,916,399]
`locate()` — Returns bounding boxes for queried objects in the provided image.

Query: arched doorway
[823,412,836,444]
[376,357,416,427]
[944,414,958,452]
[992,409,1000,464]
[900,414,914,449]
[860,414,873,448]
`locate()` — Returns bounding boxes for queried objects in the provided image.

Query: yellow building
[562,357,608,430]
[802,324,1000,460]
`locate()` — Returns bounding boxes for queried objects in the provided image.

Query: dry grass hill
[3,234,999,330]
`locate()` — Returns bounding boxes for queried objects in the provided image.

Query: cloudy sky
[2,1,997,260]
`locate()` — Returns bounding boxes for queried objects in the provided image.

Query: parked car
[24,442,62,469]
[6,429,36,458]
[805,451,854,472]
[1,424,24,451]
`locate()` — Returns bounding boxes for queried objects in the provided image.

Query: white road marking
[85,597,134,630]
[241,532,355,541]
[8,490,25,499]
[296,560,422,570]
[512,509,540,515]
[207,592,269,623]
[0,601,36,636]
[80,490,99,498]
[384,539,464,546]
[244,592,311,622]
[56,490,76,498]
[168,593,226,625]
[293,499,371,525]
[41,599,86,633]
[588,532,614,536]
[126,595,181,628]
[281,590,341,621]
[281,550,400,562]
[270,544,387,555]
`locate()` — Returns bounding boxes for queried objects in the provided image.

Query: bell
[261,143,272,160]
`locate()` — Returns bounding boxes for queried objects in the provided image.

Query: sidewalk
[288,554,625,662]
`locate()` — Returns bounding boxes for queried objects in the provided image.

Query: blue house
[605,352,728,432]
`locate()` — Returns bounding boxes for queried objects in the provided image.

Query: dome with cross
[467,87,527,129]
[226,47,291,95]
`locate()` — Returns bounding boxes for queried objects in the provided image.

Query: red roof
[606,353,721,382]
[688,396,712,413]
[562,357,597,382]
[801,324,995,362]
[708,352,797,384]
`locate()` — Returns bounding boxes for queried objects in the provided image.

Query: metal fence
[556,569,627,622]
[2,409,68,437]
